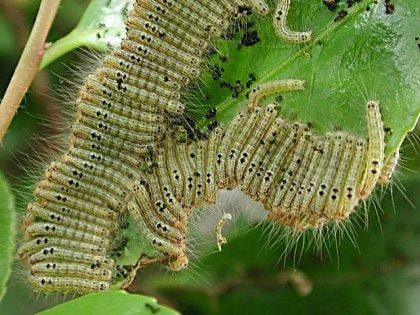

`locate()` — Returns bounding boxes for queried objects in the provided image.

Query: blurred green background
[0,0,419,314]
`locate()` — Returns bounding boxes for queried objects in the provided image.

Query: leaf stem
[40,29,102,69]
[0,0,61,142]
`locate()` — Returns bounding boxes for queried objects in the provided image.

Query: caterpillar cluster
[18,0,392,294]
[134,85,388,268]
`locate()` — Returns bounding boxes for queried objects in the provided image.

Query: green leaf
[37,290,179,315]
[188,0,419,159]
[0,172,16,302]
[41,0,133,69]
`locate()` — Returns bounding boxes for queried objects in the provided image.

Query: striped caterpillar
[18,0,393,294]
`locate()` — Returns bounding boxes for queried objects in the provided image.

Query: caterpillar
[19,0,394,294]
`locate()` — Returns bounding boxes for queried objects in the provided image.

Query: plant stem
[0,0,61,142]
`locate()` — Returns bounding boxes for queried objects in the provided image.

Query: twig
[0,0,61,142]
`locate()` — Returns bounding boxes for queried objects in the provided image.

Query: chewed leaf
[190,0,420,159]
[0,172,16,302]
[37,290,179,315]
[41,0,134,69]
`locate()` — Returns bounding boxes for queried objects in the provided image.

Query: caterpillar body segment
[125,15,205,62]
[141,0,226,38]
[103,53,183,91]
[127,189,188,270]
[280,135,318,210]
[24,223,109,247]
[270,132,314,210]
[288,137,324,211]
[98,65,181,101]
[155,150,188,222]
[309,133,346,217]
[164,137,185,201]
[194,141,207,207]
[216,112,246,188]
[323,136,356,218]
[133,1,214,41]
[126,199,186,257]
[178,141,196,209]
[241,117,285,197]
[258,122,306,202]
[28,247,113,268]
[27,203,111,237]
[234,105,278,186]
[297,134,334,212]
[340,139,367,215]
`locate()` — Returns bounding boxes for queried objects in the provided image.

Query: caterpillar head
[167,254,189,271]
